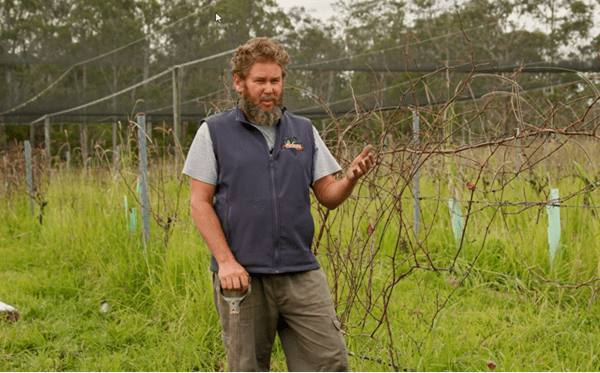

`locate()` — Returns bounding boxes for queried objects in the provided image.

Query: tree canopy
[0,0,598,126]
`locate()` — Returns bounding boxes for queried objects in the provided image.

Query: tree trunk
[30,124,35,148]
[143,40,150,89]
[80,122,88,168]
[182,121,188,143]
[324,71,336,131]
[0,118,6,151]
[5,70,12,108]
[146,119,152,142]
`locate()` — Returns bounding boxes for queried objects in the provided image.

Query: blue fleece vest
[205,107,319,274]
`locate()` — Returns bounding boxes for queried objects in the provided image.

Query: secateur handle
[220,283,251,315]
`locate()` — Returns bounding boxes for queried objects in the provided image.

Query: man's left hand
[346,145,375,182]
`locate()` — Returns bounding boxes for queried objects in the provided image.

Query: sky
[274,0,339,23]
[273,0,599,57]
[273,0,562,30]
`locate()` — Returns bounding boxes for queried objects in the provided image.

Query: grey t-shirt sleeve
[312,125,342,185]
[182,122,218,185]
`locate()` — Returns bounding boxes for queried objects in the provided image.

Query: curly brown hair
[230,37,291,81]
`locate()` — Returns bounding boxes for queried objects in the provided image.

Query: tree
[281,7,346,118]
[0,0,72,111]
[513,0,596,59]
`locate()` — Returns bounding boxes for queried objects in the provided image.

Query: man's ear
[233,74,244,94]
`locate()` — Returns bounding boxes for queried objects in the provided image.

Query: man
[183,37,373,371]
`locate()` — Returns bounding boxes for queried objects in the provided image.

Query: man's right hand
[190,178,251,293]
[219,259,250,292]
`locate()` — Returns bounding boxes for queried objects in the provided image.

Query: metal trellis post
[516,127,521,181]
[24,140,34,217]
[114,145,120,168]
[112,121,118,165]
[44,116,51,170]
[172,67,181,146]
[138,115,151,248]
[413,110,421,238]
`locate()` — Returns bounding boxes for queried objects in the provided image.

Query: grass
[2,140,600,371]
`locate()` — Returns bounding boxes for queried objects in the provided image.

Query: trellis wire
[353,195,600,210]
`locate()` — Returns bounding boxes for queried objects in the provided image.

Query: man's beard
[239,84,284,126]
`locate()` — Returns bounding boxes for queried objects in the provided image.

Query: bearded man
[183,37,373,371]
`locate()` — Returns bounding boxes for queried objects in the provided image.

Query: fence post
[0,116,6,151]
[66,151,70,173]
[44,116,51,170]
[24,141,34,217]
[29,123,35,149]
[114,145,120,168]
[138,115,151,248]
[112,121,118,164]
[80,122,88,169]
[172,67,181,145]
[413,109,421,238]
[516,127,521,175]
[33,155,37,187]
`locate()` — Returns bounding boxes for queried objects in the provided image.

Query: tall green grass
[1,142,600,371]
[1,167,234,371]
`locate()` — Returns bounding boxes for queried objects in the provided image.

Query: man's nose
[263,82,274,94]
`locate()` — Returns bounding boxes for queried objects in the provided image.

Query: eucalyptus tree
[67,0,148,113]
[513,0,596,58]
[0,0,72,112]
[281,7,346,118]
[335,0,407,94]
[156,0,293,131]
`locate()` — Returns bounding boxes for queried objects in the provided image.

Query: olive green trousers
[212,269,349,372]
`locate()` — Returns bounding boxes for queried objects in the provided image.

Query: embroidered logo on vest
[282,137,304,150]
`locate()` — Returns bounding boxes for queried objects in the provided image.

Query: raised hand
[346,145,375,182]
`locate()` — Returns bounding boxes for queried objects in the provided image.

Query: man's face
[234,61,284,126]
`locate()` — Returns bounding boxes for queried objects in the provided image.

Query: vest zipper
[269,154,280,273]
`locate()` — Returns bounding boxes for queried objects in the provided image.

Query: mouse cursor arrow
[215,13,222,23]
